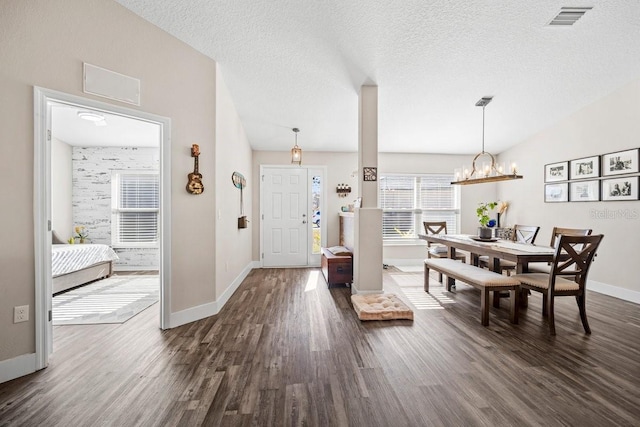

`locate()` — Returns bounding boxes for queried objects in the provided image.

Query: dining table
[418,233,558,306]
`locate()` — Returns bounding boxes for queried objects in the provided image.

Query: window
[379,174,459,241]
[111,172,159,247]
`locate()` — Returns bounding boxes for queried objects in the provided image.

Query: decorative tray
[470,236,498,242]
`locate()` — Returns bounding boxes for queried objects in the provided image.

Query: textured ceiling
[115,0,640,154]
[52,103,160,148]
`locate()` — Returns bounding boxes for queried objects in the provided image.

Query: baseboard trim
[589,280,640,304]
[0,353,37,384]
[384,258,425,266]
[382,262,639,305]
[350,283,384,295]
[168,261,258,328]
[113,266,159,272]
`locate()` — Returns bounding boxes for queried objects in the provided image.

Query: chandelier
[451,97,523,185]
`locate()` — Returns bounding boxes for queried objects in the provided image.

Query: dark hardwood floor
[1,267,639,426]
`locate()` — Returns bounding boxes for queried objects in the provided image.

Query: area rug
[351,293,414,321]
[52,275,159,325]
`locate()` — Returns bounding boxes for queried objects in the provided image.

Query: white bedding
[52,244,119,277]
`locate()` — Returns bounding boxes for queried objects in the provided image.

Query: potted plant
[476,202,497,239]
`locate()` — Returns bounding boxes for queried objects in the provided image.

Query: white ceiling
[114,0,640,155]
[51,103,160,147]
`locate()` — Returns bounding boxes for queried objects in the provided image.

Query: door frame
[259,165,327,267]
[33,87,172,370]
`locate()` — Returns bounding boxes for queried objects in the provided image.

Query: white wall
[251,151,495,262]
[498,77,640,298]
[51,138,72,238]
[215,64,254,299]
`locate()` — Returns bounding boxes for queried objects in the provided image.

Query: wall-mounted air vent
[547,6,593,27]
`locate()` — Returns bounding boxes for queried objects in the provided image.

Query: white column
[353,85,383,294]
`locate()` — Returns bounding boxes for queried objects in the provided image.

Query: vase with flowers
[74,226,89,244]
[497,201,508,228]
[476,202,497,239]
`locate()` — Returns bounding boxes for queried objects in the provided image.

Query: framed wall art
[602,148,639,176]
[601,176,639,201]
[363,167,377,181]
[545,183,568,202]
[544,161,568,182]
[569,180,599,202]
[569,156,600,180]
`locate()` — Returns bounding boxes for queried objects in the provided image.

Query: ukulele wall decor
[186,144,204,194]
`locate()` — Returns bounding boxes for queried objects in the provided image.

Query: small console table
[321,247,353,287]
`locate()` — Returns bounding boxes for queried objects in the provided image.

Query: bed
[52,244,119,294]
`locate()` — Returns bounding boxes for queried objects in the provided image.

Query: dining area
[419,221,604,335]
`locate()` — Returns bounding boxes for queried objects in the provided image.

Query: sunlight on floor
[399,286,456,310]
[389,269,457,310]
[305,271,319,292]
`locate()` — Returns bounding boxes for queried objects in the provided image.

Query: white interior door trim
[33,87,172,370]
[259,165,327,268]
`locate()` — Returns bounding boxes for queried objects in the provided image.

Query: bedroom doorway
[34,87,172,370]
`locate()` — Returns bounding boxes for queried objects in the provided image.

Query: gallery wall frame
[569,180,600,202]
[545,182,568,203]
[602,148,639,176]
[601,176,639,201]
[545,147,639,203]
[544,161,569,182]
[569,156,600,180]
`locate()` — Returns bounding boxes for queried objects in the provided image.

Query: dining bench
[424,258,520,326]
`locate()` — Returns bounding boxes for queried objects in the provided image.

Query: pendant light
[451,97,523,185]
[290,127,302,165]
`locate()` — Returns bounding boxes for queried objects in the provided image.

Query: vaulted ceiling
[115,0,640,154]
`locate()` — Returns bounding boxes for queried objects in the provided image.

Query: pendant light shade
[290,128,302,165]
[451,97,523,185]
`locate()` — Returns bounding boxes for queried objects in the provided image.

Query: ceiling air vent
[547,6,593,27]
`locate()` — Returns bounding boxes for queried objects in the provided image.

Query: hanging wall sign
[232,172,248,228]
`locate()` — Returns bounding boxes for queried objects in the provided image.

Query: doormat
[52,275,158,325]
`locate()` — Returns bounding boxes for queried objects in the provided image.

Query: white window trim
[380,173,460,245]
[111,170,159,249]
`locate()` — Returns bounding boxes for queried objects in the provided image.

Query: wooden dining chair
[423,221,465,283]
[528,227,592,273]
[512,234,604,335]
[478,224,540,275]
[549,226,592,246]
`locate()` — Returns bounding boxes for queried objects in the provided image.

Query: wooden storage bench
[424,258,520,326]
[321,247,353,287]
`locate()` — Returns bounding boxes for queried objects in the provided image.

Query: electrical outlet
[14,305,29,323]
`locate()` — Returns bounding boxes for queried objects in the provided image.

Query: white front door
[262,168,308,266]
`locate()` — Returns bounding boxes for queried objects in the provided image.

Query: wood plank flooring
[1,267,640,426]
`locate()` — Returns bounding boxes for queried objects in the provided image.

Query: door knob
[302,220,307,224]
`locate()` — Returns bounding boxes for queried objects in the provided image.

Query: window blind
[115,173,159,244]
[380,176,416,238]
[419,174,458,233]
[379,174,458,240]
